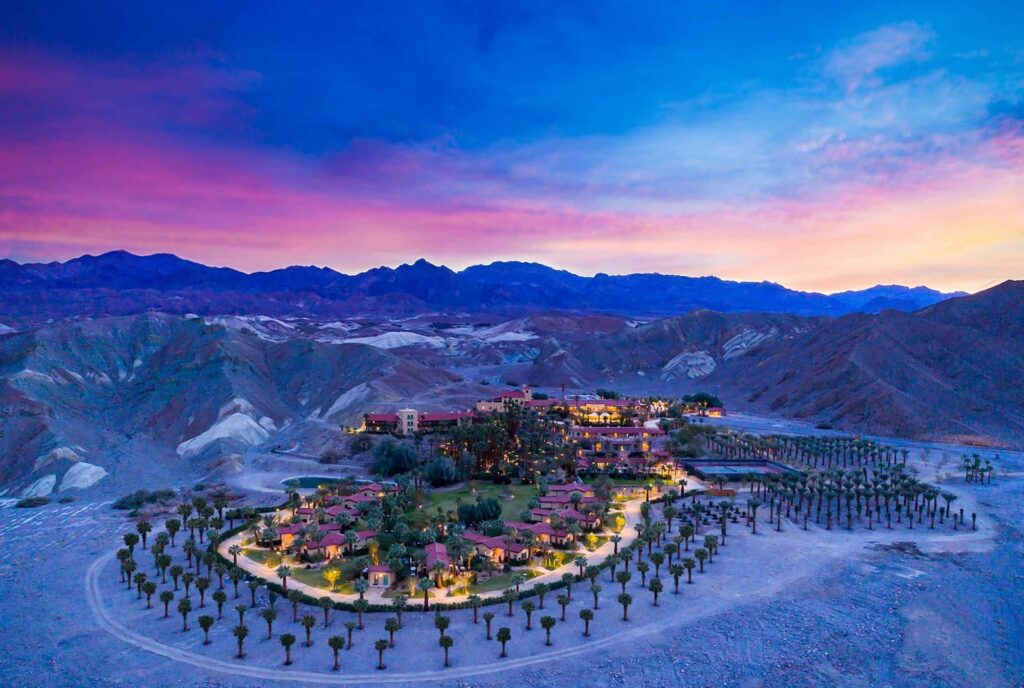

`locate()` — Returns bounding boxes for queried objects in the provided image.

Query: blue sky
[1,1,1022,290]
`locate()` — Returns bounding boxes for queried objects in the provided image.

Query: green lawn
[417,481,537,521]
[243,548,281,568]
[468,569,541,594]
[289,566,356,594]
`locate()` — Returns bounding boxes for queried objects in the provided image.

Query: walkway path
[219,498,645,605]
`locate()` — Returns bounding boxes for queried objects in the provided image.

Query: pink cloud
[1,46,1022,293]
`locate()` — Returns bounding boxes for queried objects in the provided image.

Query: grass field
[243,548,281,568]
[289,567,356,594]
[417,481,537,520]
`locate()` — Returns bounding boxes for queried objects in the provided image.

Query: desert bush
[113,489,177,510]
[15,496,51,508]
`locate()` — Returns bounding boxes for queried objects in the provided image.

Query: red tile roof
[365,413,399,422]
[571,426,663,436]
[425,542,451,569]
[419,411,474,422]
[308,532,345,550]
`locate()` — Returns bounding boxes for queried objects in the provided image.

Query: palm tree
[260,608,277,639]
[160,590,174,618]
[182,604,207,641]
[561,572,575,599]
[196,576,210,607]
[669,564,684,593]
[434,612,451,639]
[374,638,389,670]
[553,593,568,621]
[279,633,296,665]
[353,599,369,630]
[328,635,345,670]
[228,544,242,566]
[301,614,317,646]
[392,593,408,628]
[385,617,399,647]
[649,578,663,606]
[178,597,192,631]
[683,557,696,583]
[276,566,292,592]
[166,518,181,547]
[142,580,158,608]
[136,521,153,549]
[617,570,631,594]
[580,608,594,636]
[235,604,248,626]
[233,624,249,658]
[169,565,183,591]
[703,535,717,563]
[636,561,650,586]
[124,532,140,557]
[437,633,454,667]
[618,592,632,621]
[288,590,302,622]
[502,588,517,617]
[211,589,227,619]
[318,597,333,627]
[228,568,243,598]
[497,627,512,657]
[483,611,495,640]
[540,615,557,645]
[748,499,762,534]
[344,620,357,649]
[590,583,602,609]
[680,524,694,549]
[694,548,708,573]
[417,577,432,611]
[247,579,260,606]
[650,551,665,578]
[468,594,483,623]
[517,599,534,630]
[534,583,550,609]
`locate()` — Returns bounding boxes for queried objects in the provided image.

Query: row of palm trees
[115,486,735,671]
[704,432,909,470]
[739,464,975,533]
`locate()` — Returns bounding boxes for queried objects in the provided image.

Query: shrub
[372,438,417,477]
[425,456,459,487]
[319,447,346,465]
[458,497,502,526]
[351,434,373,453]
[113,489,177,510]
[682,391,723,408]
[15,496,51,508]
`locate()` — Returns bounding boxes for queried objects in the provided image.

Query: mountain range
[0,251,964,325]
[0,250,1017,499]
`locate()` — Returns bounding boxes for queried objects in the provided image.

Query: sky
[1,1,1022,293]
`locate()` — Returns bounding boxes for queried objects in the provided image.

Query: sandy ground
[1,419,1022,688]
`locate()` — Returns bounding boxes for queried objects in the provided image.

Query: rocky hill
[535,281,1023,445]
[713,281,1024,444]
[0,313,459,498]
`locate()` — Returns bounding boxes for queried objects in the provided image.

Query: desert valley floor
[2,414,1021,688]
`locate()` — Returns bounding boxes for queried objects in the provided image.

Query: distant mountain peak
[0,251,969,324]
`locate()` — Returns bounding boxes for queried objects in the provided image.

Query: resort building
[363,409,473,435]
[475,386,534,413]
[569,425,664,455]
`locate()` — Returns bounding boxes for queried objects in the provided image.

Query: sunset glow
[1,4,1022,292]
